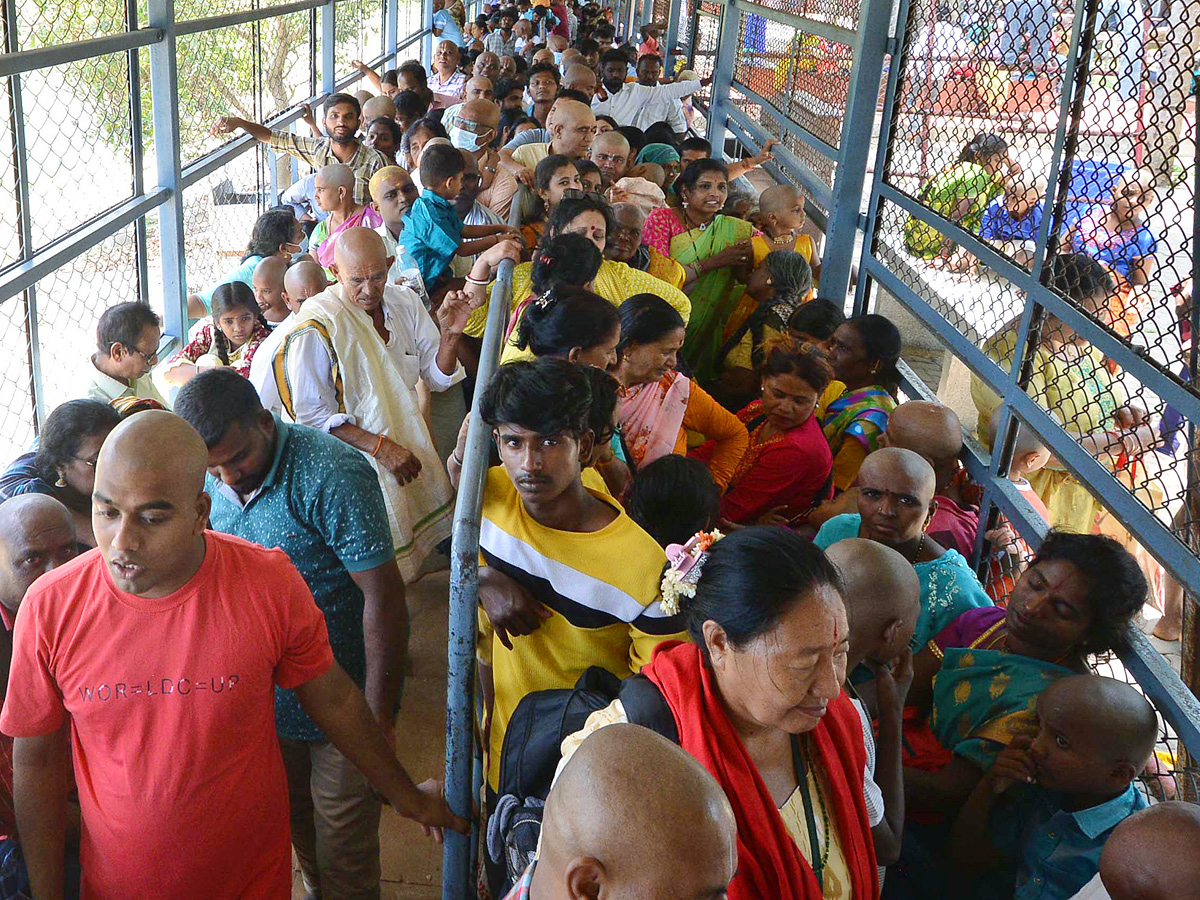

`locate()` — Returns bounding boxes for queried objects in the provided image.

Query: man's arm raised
[13,725,72,900]
[210,115,273,143]
[293,663,468,840]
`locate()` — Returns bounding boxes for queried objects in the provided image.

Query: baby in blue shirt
[405,144,516,294]
[949,674,1157,900]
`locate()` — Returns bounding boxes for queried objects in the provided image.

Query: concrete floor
[291,571,452,899]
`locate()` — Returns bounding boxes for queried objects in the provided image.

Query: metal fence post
[321,0,336,95]
[2,0,44,428]
[386,0,399,60]
[820,0,891,302]
[423,0,434,65]
[663,0,682,73]
[705,0,739,154]
[146,0,189,342]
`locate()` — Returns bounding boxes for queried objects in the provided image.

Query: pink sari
[315,207,383,268]
[618,370,691,470]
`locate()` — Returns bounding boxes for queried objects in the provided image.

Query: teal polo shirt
[985,780,1148,900]
[206,417,395,741]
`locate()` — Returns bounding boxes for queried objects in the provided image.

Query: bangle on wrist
[452,451,464,466]
[371,434,386,458]
[465,273,489,286]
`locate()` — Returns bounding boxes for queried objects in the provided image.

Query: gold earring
[55,472,67,488]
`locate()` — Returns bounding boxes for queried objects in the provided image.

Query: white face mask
[449,124,493,151]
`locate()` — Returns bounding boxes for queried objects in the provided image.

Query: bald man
[562,63,597,100]
[951,675,1156,900]
[249,260,329,413]
[443,75,495,125]
[1086,801,1200,900]
[814,446,992,650]
[825,537,920,867]
[883,400,980,557]
[514,724,737,900]
[589,129,629,187]
[275,227,467,580]
[0,496,78,623]
[490,98,596,218]
[450,99,503,200]
[251,255,290,324]
[0,495,79,894]
[0,412,463,899]
[310,163,384,275]
[430,39,466,106]
[368,165,426,297]
[474,51,501,84]
[361,93,397,123]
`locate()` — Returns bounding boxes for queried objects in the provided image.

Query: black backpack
[487,667,677,891]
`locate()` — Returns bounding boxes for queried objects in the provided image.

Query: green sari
[671,214,755,387]
[929,608,1074,770]
[903,161,1003,259]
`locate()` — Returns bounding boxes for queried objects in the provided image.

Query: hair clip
[659,530,723,615]
[532,289,554,309]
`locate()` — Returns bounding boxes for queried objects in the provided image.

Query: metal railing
[0,0,426,460]
[443,194,518,900]
[662,0,1200,805]
[6,0,1200,895]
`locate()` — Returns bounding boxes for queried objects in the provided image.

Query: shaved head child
[1090,801,1200,900]
[826,537,920,867]
[515,723,737,900]
[950,675,1158,900]
[884,400,980,557]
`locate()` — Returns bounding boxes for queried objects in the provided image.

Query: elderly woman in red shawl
[561,528,881,900]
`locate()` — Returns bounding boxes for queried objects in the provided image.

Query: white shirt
[248,312,296,414]
[376,226,431,308]
[1068,874,1110,900]
[85,358,168,409]
[283,284,465,433]
[591,79,702,131]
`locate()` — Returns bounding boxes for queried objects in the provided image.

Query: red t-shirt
[0,532,334,899]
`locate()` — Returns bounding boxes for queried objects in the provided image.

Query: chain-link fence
[859,0,1200,796]
[869,0,1199,622]
[0,0,430,462]
[684,0,1200,802]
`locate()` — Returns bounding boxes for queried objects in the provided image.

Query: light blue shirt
[280,173,329,225]
[197,255,262,313]
[814,513,992,649]
[988,782,1148,900]
[433,8,465,45]
[504,127,551,151]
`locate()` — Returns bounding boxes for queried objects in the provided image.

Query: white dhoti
[276,286,455,582]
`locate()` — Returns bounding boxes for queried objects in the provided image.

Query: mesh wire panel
[14,0,127,51]
[334,0,385,76]
[33,226,141,413]
[22,54,136,250]
[687,4,719,108]
[182,153,267,296]
[175,22,259,163]
[873,0,1200,590]
[0,298,35,464]
[0,77,20,272]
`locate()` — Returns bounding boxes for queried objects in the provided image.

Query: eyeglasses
[562,189,606,203]
[117,343,159,364]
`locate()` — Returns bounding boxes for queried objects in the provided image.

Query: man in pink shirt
[1,411,465,900]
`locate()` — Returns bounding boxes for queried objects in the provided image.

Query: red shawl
[642,642,878,900]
